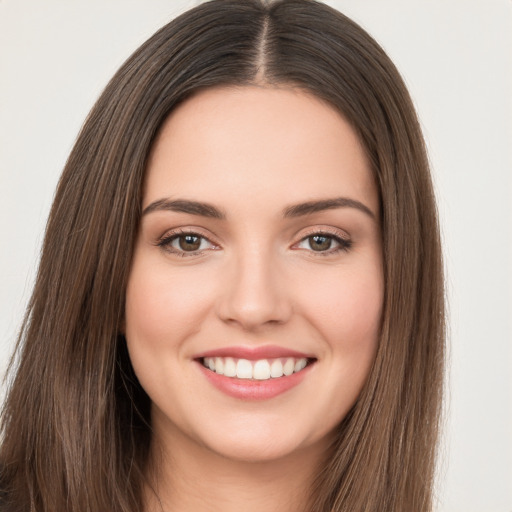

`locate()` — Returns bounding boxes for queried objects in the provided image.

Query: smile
[196,348,316,400]
[201,356,310,381]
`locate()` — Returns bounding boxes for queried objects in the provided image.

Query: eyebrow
[142,196,376,221]
[142,199,226,219]
[283,197,376,219]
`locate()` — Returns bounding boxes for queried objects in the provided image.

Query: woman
[0,0,445,511]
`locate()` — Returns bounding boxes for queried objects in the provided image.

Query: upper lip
[194,345,315,361]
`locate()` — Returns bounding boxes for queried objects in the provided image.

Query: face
[125,86,383,463]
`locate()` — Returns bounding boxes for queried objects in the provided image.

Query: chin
[188,414,333,465]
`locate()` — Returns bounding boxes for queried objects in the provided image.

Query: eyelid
[154,225,351,257]
[291,226,352,254]
[156,227,220,256]
[293,226,351,244]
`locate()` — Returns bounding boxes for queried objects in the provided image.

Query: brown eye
[308,235,332,251]
[178,235,201,251]
[158,232,215,255]
[294,231,351,255]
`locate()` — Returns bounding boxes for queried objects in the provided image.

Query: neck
[143,422,330,512]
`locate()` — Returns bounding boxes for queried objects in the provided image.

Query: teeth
[236,359,253,379]
[215,357,224,375]
[202,356,310,380]
[253,360,271,380]
[294,358,307,372]
[224,357,236,377]
[283,358,295,376]
[270,359,284,378]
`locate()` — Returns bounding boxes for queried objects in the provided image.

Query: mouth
[194,346,317,399]
[199,356,316,381]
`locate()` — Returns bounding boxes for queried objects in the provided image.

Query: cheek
[123,255,222,413]
[124,256,215,352]
[126,260,209,336]
[296,261,383,353]
[298,263,383,423]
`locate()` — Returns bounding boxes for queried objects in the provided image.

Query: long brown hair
[0,1,445,510]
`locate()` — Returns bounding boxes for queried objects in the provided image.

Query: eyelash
[157,229,216,257]
[293,229,352,256]
[156,229,352,257]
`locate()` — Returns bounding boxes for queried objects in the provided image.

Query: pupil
[179,235,201,251]
[310,235,331,251]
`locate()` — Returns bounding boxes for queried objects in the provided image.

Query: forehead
[144,85,378,216]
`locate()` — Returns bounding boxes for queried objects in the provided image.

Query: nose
[216,245,293,332]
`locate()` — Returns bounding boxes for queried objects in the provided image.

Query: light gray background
[1,1,511,511]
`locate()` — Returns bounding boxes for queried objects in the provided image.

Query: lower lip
[197,361,313,400]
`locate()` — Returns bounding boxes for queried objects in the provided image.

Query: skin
[125,85,383,512]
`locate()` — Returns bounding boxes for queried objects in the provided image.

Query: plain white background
[0,1,510,511]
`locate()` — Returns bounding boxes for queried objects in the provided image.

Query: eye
[294,232,351,254]
[158,231,217,256]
